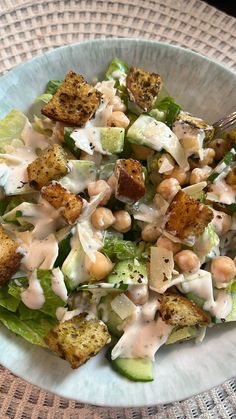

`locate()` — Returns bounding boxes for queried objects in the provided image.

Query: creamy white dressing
[180,270,232,319]
[17,231,58,271]
[71,127,110,156]
[21,119,49,150]
[0,146,37,194]
[128,116,189,170]
[59,160,96,194]
[173,121,205,160]
[5,198,64,240]
[207,180,236,205]
[51,268,68,302]
[127,284,148,305]
[76,220,104,263]
[21,270,45,310]
[111,296,172,360]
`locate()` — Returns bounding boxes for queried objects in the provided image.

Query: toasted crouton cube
[41,182,83,224]
[174,111,214,142]
[0,226,22,285]
[27,144,68,189]
[115,158,145,203]
[165,190,213,240]
[126,67,163,112]
[159,293,209,326]
[45,314,110,369]
[42,71,101,126]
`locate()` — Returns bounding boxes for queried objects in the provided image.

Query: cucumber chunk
[110,355,154,382]
[99,294,123,338]
[107,259,148,285]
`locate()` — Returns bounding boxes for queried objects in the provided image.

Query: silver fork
[213,109,236,132]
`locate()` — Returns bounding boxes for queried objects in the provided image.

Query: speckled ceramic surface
[0,38,235,407]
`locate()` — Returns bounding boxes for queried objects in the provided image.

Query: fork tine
[213,110,236,131]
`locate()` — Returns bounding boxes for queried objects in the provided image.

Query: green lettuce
[102,233,139,261]
[34,93,53,104]
[45,80,63,95]
[0,307,57,347]
[193,223,220,262]
[8,270,65,318]
[105,58,129,83]
[0,284,19,312]
[150,96,181,127]
[54,232,72,268]
[0,109,26,151]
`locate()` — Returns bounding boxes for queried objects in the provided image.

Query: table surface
[0,0,236,418]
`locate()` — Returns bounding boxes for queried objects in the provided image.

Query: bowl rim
[1,37,235,82]
[0,37,235,408]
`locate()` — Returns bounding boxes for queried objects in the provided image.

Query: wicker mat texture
[0,0,236,418]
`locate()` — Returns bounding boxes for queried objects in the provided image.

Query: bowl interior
[0,38,235,122]
[0,38,235,407]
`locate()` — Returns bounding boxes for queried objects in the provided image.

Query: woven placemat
[0,0,236,418]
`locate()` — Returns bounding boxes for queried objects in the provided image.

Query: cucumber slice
[107,259,148,285]
[100,127,125,154]
[59,160,97,194]
[99,294,123,338]
[109,355,154,382]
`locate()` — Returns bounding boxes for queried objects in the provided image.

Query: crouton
[174,111,214,142]
[126,67,163,112]
[0,226,23,285]
[114,158,145,203]
[165,190,213,240]
[45,314,110,369]
[42,71,101,126]
[27,144,68,189]
[41,182,83,224]
[159,293,209,326]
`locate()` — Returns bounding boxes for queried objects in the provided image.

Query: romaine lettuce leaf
[54,232,72,268]
[8,270,65,318]
[102,235,138,260]
[151,96,181,127]
[45,80,63,95]
[0,284,20,312]
[0,307,57,347]
[0,109,26,151]
[34,93,53,104]
[105,58,129,82]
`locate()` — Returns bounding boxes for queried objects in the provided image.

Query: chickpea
[109,95,127,112]
[131,144,154,160]
[91,207,115,230]
[141,223,160,242]
[199,148,215,167]
[107,175,117,194]
[212,210,231,236]
[84,251,113,281]
[157,178,180,201]
[113,210,132,233]
[107,111,130,128]
[87,180,112,206]
[211,256,236,288]
[126,284,149,305]
[165,166,187,186]
[226,167,236,186]
[156,236,182,254]
[208,138,228,161]
[190,166,211,184]
[174,250,200,274]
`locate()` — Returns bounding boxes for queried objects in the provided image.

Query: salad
[0,58,235,382]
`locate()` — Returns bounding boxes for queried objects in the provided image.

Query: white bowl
[0,38,235,407]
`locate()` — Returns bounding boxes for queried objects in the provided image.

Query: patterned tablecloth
[0,0,236,417]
